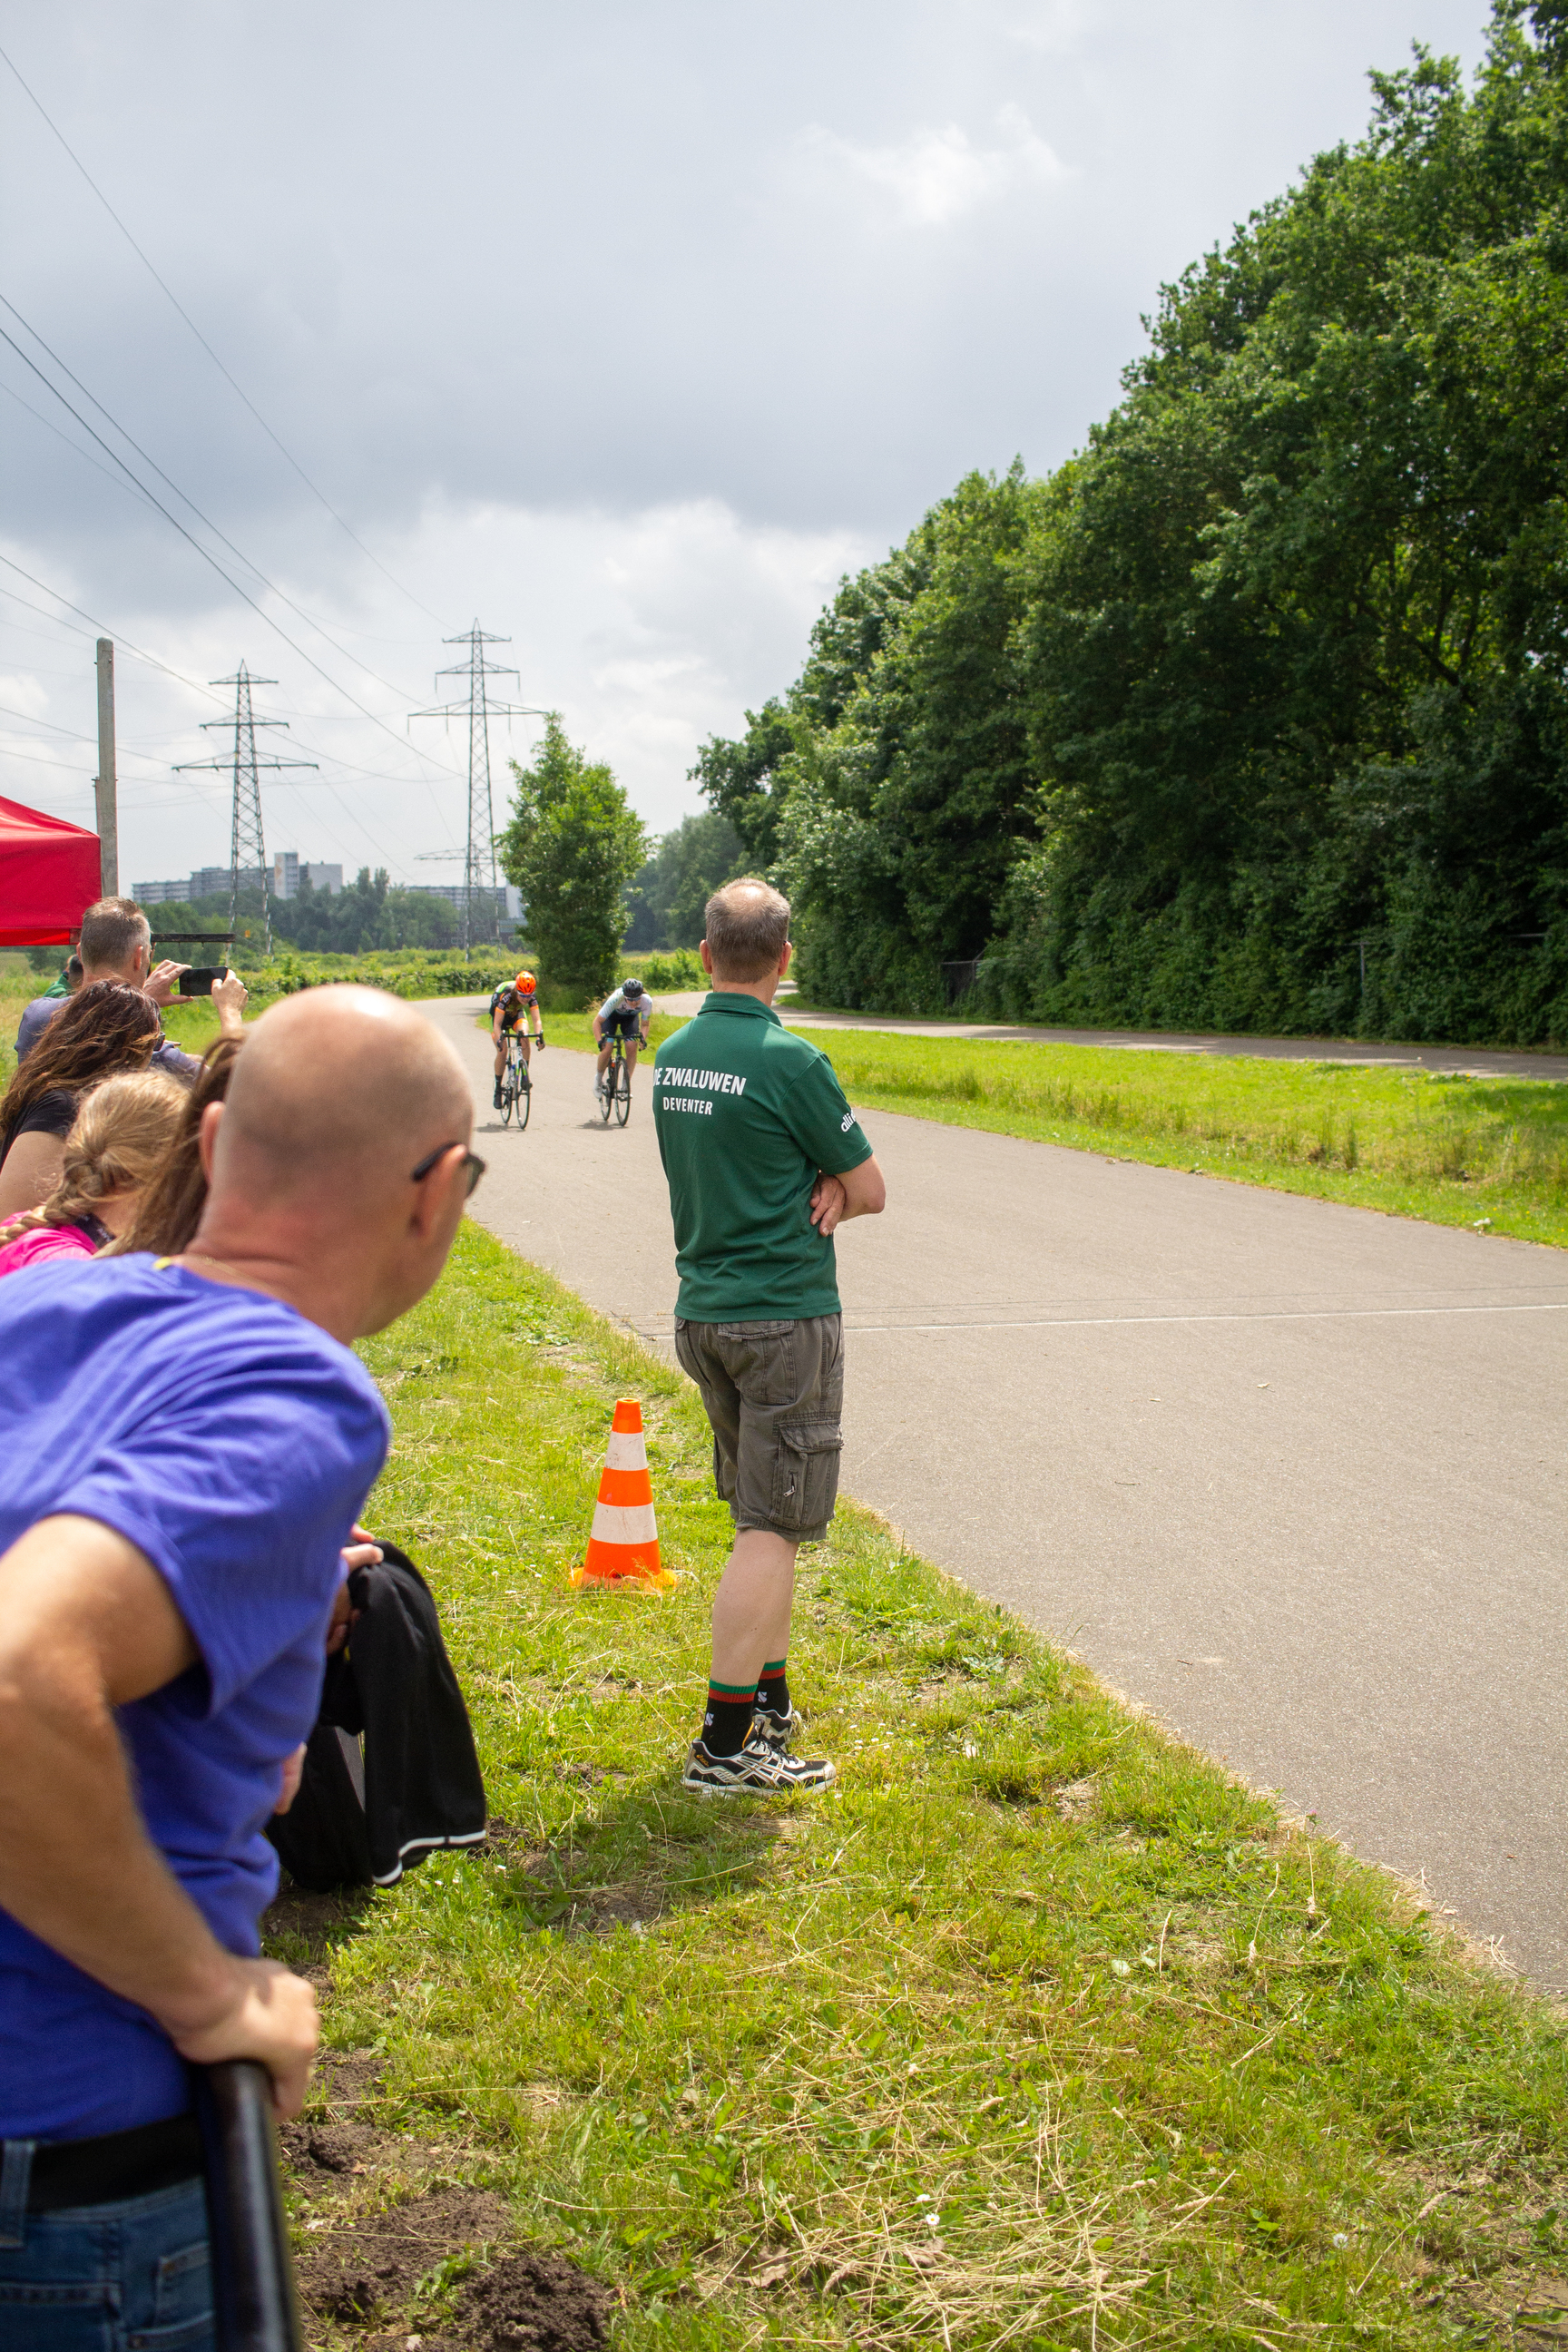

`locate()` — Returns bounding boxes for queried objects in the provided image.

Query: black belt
[27,2112,203,2212]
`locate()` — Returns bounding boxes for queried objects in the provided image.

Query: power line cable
[0,317,453,859]
[0,299,468,850]
[0,374,172,521]
[0,558,451,876]
[0,36,451,632]
[0,555,230,701]
[0,567,456,876]
[0,293,454,723]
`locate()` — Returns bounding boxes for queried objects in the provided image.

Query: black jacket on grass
[267,1541,486,1890]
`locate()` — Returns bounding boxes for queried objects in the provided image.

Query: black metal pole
[192,2062,304,2352]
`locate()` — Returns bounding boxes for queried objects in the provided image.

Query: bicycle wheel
[517,1062,532,1129]
[499,1073,514,1127]
[599,1056,614,1122]
[615,1062,631,1125]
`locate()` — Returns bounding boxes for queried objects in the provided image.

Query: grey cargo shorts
[673,1313,844,1544]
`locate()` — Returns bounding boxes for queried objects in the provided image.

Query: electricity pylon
[174,662,315,956]
[409,623,543,958]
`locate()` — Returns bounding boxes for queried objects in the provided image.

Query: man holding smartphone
[14,898,246,1077]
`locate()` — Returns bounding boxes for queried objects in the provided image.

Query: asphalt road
[426,998,1568,1990]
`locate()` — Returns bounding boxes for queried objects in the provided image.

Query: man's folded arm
[0,1513,318,2116]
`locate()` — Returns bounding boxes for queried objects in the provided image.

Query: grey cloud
[1,0,1492,874]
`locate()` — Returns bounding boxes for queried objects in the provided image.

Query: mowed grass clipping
[264,1219,1568,2349]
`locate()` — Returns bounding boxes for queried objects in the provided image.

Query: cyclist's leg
[624,1038,640,1077]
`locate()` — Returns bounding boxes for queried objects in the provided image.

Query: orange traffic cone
[571,1399,674,1592]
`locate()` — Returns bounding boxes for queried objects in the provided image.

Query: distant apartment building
[273,851,343,900]
[133,866,266,905]
[133,857,341,905]
[410,882,522,922]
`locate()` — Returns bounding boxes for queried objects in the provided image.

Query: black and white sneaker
[748,1705,803,1758]
[681,1738,836,1796]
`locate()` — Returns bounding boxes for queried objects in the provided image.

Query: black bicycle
[599,1032,636,1126]
[499,1030,538,1129]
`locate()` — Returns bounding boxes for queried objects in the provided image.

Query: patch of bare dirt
[279,2116,378,2188]
[266,1884,373,1944]
[312,2047,387,2118]
[439,2249,611,2350]
[298,2189,510,2323]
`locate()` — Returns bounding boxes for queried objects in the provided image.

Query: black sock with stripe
[701,1680,757,1758]
[756,1658,789,1721]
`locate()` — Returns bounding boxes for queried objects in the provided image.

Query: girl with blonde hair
[0,1070,185,1277]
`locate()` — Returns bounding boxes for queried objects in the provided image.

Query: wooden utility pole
[93,638,118,896]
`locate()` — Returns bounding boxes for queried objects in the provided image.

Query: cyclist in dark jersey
[593,976,652,1101]
[491,970,543,1109]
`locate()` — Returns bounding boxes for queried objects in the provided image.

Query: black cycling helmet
[622,976,645,997]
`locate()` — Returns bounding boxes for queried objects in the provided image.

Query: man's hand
[212,969,248,1035]
[810,1154,886,1235]
[327,1529,381,1654]
[145,958,189,1008]
[168,1956,320,2120]
[274,1743,307,1814]
[809,1172,848,1235]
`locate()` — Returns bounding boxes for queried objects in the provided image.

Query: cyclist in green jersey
[491,970,544,1109]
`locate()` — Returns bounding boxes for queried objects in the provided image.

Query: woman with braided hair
[0,1073,185,1278]
[0,982,165,1219]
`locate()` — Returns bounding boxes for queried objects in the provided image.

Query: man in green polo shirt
[653,877,886,1794]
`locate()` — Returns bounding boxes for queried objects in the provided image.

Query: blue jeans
[0,2142,212,2351]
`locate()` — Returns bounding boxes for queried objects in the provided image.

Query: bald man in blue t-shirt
[0,986,479,2346]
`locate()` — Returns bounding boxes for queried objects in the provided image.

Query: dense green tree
[622,811,747,949]
[497,716,647,996]
[691,533,936,866]
[697,2,1568,1043]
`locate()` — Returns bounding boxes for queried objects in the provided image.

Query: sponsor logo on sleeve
[840,1112,853,1132]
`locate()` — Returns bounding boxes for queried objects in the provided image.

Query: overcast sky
[0,0,1491,892]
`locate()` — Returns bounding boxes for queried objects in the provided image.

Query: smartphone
[177,967,227,996]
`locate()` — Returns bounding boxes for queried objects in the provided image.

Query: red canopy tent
[0,794,103,947]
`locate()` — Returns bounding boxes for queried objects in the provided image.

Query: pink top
[0,1223,98,1278]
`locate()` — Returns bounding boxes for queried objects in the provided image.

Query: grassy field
[263,1220,1568,2350]
[533,1008,1568,1250]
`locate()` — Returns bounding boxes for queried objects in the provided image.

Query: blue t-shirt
[0,1257,389,2141]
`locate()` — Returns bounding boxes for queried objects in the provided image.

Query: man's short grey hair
[78,897,151,973]
[704,877,790,982]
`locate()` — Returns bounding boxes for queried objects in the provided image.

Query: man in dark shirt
[0,985,478,2346]
[653,879,885,1796]
[14,897,245,1078]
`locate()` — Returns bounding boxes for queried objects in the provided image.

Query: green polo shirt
[652,994,873,1323]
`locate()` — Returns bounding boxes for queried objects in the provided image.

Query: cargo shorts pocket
[770,1423,843,1533]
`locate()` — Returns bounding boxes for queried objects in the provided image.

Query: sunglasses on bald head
[410,1142,487,1198]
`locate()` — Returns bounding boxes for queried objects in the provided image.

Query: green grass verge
[268,1219,1568,2347]
[529,1008,1568,1249]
